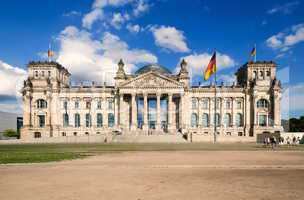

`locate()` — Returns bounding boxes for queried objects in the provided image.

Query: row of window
[253,70,271,80]
[191,113,244,128]
[63,99,114,110]
[63,113,115,128]
[191,98,243,110]
[34,70,51,78]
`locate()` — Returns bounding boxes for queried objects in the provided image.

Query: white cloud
[56,26,157,85]
[267,1,300,15]
[133,0,150,16]
[266,23,304,52]
[150,25,190,53]
[217,74,237,85]
[281,82,304,119]
[63,11,81,17]
[0,60,27,97]
[82,0,135,29]
[82,9,104,29]
[179,52,235,76]
[126,23,141,33]
[110,13,128,29]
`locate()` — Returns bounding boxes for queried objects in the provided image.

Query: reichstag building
[20,59,283,142]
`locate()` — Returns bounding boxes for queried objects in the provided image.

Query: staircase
[111,131,188,143]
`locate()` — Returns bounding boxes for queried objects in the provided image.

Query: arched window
[257,99,269,108]
[63,113,69,127]
[97,113,103,127]
[191,113,198,127]
[37,99,47,109]
[74,113,80,128]
[85,113,91,127]
[108,113,115,127]
[214,113,221,127]
[253,71,257,79]
[235,113,243,127]
[202,113,209,127]
[224,113,232,127]
[260,71,264,79]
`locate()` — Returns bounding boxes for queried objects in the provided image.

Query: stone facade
[20,59,283,142]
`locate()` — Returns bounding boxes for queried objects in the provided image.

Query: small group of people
[285,136,302,145]
[263,136,278,149]
[264,135,303,148]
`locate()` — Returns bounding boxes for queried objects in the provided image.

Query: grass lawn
[0,143,303,164]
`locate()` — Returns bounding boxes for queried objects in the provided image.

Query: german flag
[204,52,216,81]
[250,46,256,57]
[48,49,54,58]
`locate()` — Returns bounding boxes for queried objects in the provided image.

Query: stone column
[131,93,137,130]
[119,94,124,127]
[179,95,183,129]
[168,93,173,132]
[156,93,161,131]
[197,98,201,129]
[220,98,224,132]
[114,95,119,127]
[143,93,148,130]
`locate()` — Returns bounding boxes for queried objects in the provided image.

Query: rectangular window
[225,100,231,109]
[74,114,80,128]
[63,101,68,110]
[108,98,114,110]
[38,115,45,128]
[259,115,267,127]
[63,114,69,127]
[75,101,79,109]
[97,100,102,109]
[34,132,41,138]
[86,114,91,127]
[108,113,115,127]
[86,101,91,109]
[192,98,197,109]
[236,101,242,109]
[201,98,208,109]
[97,113,103,127]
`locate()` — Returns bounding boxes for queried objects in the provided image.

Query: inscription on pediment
[121,74,182,88]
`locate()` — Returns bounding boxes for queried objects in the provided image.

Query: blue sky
[0,0,304,119]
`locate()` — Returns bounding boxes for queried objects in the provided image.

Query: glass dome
[135,64,172,75]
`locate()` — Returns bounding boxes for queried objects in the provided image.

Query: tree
[300,136,304,145]
[3,129,19,138]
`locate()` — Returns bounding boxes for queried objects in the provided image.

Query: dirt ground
[1,151,304,200]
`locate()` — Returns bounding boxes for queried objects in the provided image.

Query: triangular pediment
[119,71,183,89]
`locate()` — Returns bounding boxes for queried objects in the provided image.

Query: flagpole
[254,43,257,62]
[213,50,217,144]
[48,43,51,62]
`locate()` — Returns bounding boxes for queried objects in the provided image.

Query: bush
[3,129,19,138]
[300,136,304,145]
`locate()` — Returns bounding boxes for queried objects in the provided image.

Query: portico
[117,92,181,133]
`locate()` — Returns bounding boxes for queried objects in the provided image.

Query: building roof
[135,64,172,75]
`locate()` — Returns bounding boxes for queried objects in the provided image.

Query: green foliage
[300,136,304,145]
[285,116,304,132]
[3,129,19,138]
[1,143,304,164]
